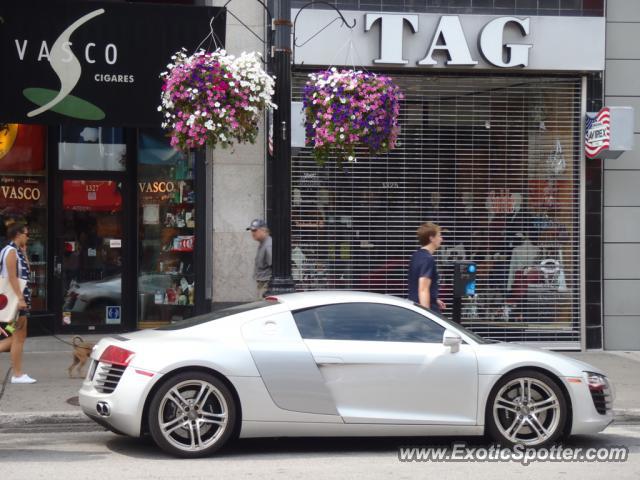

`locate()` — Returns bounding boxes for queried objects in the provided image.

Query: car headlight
[585,371,609,391]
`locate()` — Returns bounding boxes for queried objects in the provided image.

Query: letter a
[418,16,477,66]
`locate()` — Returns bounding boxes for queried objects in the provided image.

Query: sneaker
[11,374,37,384]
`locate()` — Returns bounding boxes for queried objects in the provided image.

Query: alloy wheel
[492,376,562,446]
[156,379,229,453]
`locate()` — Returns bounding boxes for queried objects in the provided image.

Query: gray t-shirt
[254,235,272,281]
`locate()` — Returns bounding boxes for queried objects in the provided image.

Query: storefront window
[137,129,196,326]
[292,75,583,346]
[58,126,126,171]
[0,124,48,311]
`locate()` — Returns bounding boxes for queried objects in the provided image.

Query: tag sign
[585,106,635,159]
[109,239,121,248]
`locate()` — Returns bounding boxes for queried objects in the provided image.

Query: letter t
[365,13,418,65]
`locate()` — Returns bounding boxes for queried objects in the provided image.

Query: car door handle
[315,356,345,365]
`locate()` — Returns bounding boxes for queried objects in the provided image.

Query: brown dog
[68,336,96,378]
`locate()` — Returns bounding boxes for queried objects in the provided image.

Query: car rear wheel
[487,370,567,448]
[148,371,236,458]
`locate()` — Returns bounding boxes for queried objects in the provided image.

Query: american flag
[585,108,610,158]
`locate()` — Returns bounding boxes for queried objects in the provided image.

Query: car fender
[473,344,604,427]
[129,338,261,378]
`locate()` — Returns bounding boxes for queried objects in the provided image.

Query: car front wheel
[148,371,236,458]
[487,370,567,448]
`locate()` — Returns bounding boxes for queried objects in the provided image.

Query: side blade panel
[242,311,339,416]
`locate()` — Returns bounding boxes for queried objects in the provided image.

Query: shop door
[55,178,127,330]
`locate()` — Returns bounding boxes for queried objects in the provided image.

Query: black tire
[148,371,236,458]
[486,369,567,448]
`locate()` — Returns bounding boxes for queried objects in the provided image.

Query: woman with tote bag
[0,221,37,384]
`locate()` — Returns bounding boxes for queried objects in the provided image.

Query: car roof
[269,290,413,311]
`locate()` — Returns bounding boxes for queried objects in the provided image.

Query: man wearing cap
[407,222,447,313]
[247,219,272,298]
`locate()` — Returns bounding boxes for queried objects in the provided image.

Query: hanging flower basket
[303,68,403,165]
[159,49,276,152]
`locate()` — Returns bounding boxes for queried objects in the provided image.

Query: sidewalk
[1,335,639,431]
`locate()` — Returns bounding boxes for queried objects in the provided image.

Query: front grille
[590,387,612,415]
[93,362,127,394]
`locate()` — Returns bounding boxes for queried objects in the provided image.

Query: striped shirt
[0,242,31,309]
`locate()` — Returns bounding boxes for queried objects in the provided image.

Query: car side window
[293,303,445,343]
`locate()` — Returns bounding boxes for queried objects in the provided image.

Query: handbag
[0,246,28,323]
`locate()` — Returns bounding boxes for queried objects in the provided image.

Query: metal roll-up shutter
[291,73,583,349]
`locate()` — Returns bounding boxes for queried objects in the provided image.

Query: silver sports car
[79,291,613,458]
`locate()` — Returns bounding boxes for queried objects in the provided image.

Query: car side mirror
[443,330,462,353]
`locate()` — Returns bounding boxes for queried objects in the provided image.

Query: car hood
[474,342,607,377]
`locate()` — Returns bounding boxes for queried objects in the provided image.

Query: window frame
[293,301,447,343]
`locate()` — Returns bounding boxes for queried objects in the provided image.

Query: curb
[0,410,99,432]
[1,409,639,432]
[613,408,640,424]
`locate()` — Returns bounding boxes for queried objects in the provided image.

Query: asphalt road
[1,423,639,480]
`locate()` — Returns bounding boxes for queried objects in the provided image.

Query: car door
[293,302,478,425]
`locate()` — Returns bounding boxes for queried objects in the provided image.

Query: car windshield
[413,303,487,344]
[156,299,278,330]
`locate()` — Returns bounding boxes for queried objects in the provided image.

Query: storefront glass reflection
[58,126,126,171]
[60,180,124,327]
[291,76,583,343]
[0,124,48,311]
[137,130,196,326]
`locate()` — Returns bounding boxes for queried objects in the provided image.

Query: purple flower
[303,68,403,165]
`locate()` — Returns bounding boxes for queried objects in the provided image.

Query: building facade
[0,0,269,335]
[2,0,638,352]
[602,0,640,350]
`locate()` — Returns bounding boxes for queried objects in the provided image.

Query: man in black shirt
[407,222,446,313]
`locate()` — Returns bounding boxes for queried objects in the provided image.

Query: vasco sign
[0,1,226,126]
[0,176,46,206]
